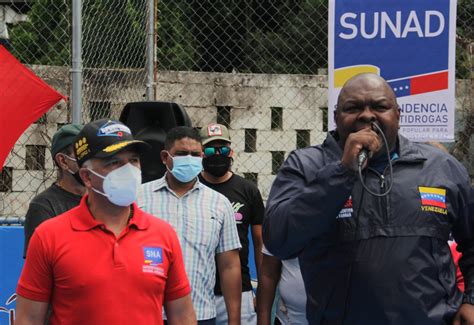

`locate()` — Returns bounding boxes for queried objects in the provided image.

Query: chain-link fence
[155,0,474,195]
[0,0,473,219]
[1,0,150,219]
[452,0,474,178]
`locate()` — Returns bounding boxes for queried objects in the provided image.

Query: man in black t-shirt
[23,124,86,257]
[199,123,264,325]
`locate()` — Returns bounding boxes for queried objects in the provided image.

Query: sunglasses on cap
[203,146,231,157]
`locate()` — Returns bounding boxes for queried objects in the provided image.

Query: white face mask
[88,163,142,207]
[62,154,79,175]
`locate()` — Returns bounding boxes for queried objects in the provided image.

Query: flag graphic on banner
[335,68,449,98]
[388,71,449,97]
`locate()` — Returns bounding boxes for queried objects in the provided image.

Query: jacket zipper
[367,168,390,224]
[380,174,391,223]
[381,164,393,224]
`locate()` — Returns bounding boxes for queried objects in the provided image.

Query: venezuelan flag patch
[419,186,448,215]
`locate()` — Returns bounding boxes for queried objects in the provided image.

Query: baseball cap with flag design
[73,119,150,166]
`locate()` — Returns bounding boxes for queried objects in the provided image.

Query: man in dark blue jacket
[263,73,474,324]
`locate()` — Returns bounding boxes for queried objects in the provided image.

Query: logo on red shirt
[143,247,165,275]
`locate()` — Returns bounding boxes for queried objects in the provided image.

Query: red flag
[0,45,66,168]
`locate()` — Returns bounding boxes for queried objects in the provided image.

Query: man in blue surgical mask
[137,126,242,325]
[16,119,196,324]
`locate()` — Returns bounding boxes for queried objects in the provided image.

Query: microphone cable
[343,122,394,321]
[357,122,393,197]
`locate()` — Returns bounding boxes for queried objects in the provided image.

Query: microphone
[357,122,380,167]
[357,149,369,167]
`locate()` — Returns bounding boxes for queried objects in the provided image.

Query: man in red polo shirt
[16,119,196,325]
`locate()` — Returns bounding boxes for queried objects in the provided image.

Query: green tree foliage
[6,0,474,77]
[158,0,473,75]
[186,0,249,72]
[82,0,146,68]
[456,0,474,78]
[8,0,146,68]
[458,0,474,40]
[244,0,327,74]
[155,1,195,71]
[9,0,71,66]
[452,0,474,170]
[156,0,327,74]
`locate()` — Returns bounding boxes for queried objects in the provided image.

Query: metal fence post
[146,0,155,100]
[72,0,83,124]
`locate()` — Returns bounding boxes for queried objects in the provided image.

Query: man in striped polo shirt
[137,126,242,325]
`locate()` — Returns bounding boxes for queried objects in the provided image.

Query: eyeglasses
[203,146,231,157]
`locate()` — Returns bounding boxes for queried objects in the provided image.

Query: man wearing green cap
[23,124,86,257]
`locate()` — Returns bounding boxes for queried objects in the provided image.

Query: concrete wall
[1,68,472,217]
[155,71,328,199]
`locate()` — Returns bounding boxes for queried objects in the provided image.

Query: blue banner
[329,0,457,141]
[0,227,23,325]
[0,227,258,324]
[334,1,449,79]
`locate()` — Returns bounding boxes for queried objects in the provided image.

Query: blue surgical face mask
[166,152,202,183]
[88,163,142,206]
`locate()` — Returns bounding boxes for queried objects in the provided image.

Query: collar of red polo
[70,195,150,231]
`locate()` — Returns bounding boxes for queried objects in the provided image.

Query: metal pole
[71,0,83,124]
[145,0,155,100]
[154,0,158,90]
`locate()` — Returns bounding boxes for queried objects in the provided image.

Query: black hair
[53,144,75,180]
[164,126,201,150]
[53,144,75,168]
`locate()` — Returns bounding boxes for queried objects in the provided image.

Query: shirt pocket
[185,214,222,249]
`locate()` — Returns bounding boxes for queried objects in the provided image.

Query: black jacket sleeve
[456,185,474,304]
[263,149,357,259]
